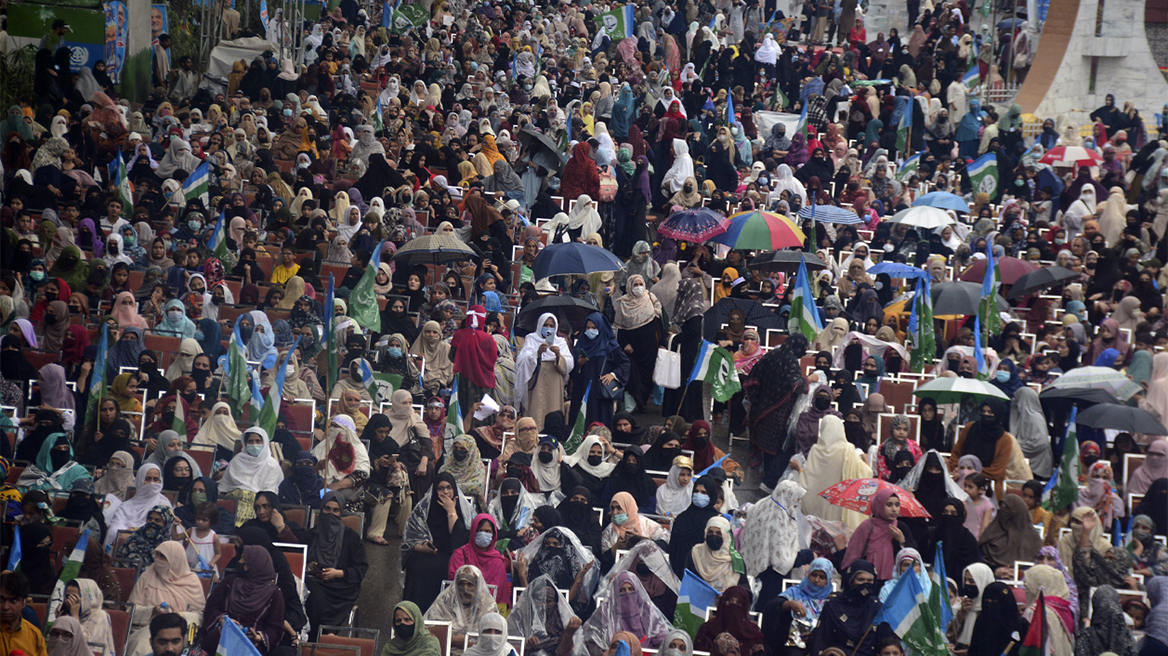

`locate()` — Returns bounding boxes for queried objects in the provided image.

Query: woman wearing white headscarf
[104,463,172,547]
[655,456,695,518]
[165,338,202,381]
[661,139,694,196]
[1060,187,1097,239]
[155,138,201,178]
[514,312,574,427]
[770,163,806,204]
[688,515,744,593]
[464,612,514,656]
[755,34,779,65]
[565,196,603,239]
[218,427,284,494]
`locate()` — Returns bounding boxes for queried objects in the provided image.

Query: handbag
[598,353,625,400]
[653,334,682,389]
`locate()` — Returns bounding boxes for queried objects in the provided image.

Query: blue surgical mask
[194,331,205,341]
[387,347,403,358]
[283,108,293,117]
[123,234,136,246]
[246,443,264,457]
[995,370,1010,382]
[188,220,201,231]
[692,492,710,508]
[584,328,599,339]
[612,512,628,526]
[541,327,554,337]
[474,531,493,548]
[30,271,45,281]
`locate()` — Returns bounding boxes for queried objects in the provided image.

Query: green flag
[564,380,592,455]
[1044,412,1081,513]
[46,528,91,627]
[909,276,935,373]
[447,377,462,433]
[968,153,999,199]
[225,317,251,419]
[688,342,742,402]
[348,240,385,332]
[387,3,428,33]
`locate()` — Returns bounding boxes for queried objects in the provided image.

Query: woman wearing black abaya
[401,472,473,613]
[968,582,1028,656]
[1,334,37,397]
[557,486,603,556]
[601,448,660,514]
[810,560,895,656]
[355,153,408,202]
[934,497,983,578]
[666,475,722,580]
[222,526,307,650]
[304,491,368,636]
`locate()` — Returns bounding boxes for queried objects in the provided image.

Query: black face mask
[212,296,224,305]
[501,495,519,519]
[44,291,59,302]
[660,447,681,463]
[50,448,71,471]
[962,583,980,599]
[980,414,997,428]
[705,533,724,551]
[505,467,523,480]
[162,411,175,425]
[395,624,415,640]
[181,391,198,405]
[453,449,469,462]
[814,396,832,411]
[191,368,211,385]
[587,454,603,467]
[694,436,710,449]
[44,313,57,324]
[635,562,652,577]
[538,451,554,464]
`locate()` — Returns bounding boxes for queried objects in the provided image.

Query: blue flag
[7,524,20,571]
[215,611,263,656]
[698,454,729,476]
[726,91,734,126]
[934,542,953,633]
[973,315,987,379]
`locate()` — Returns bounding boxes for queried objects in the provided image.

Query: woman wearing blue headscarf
[611,84,635,141]
[196,318,223,362]
[247,310,278,369]
[990,359,1025,414]
[272,319,295,348]
[152,299,196,339]
[770,557,835,648]
[569,311,630,428]
[956,99,983,159]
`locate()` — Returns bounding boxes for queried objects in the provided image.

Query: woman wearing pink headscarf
[840,486,905,580]
[1129,439,1168,495]
[111,291,149,330]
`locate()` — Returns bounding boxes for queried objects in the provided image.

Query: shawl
[1010,387,1052,478]
[740,480,804,577]
[39,301,69,352]
[37,363,74,411]
[978,495,1043,569]
[194,402,242,450]
[451,306,498,389]
[309,492,348,568]
[1129,438,1168,495]
[514,313,575,410]
[1023,565,1077,649]
[441,435,487,504]
[672,278,709,326]
[1058,506,1117,577]
[841,486,901,579]
[696,586,764,653]
[779,557,835,625]
[879,548,932,601]
[449,515,509,603]
[655,460,695,518]
[576,312,621,359]
[1076,586,1136,656]
[386,390,426,447]
[218,427,284,493]
[575,572,673,653]
[105,464,172,546]
[314,415,371,479]
[423,563,499,635]
[613,276,662,330]
[224,545,280,623]
[410,321,454,391]
[93,450,135,499]
[128,541,206,612]
[111,291,149,330]
[956,563,998,645]
[690,516,739,593]
[565,435,617,477]
[1145,576,1168,647]
[75,578,116,656]
[793,385,841,456]
[107,374,141,412]
[382,601,442,656]
[799,416,872,528]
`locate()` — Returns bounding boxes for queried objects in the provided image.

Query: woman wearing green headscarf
[0,106,33,143]
[382,601,442,656]
[48,245,89,292]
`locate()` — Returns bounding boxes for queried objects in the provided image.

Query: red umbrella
[1038,146,1105,168]
[958,256,1039,285]
[818,479,932,518]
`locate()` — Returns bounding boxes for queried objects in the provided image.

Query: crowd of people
[1,0,1168,654]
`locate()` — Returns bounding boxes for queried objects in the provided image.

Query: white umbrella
[886,205,956,229]
[1045,366,1143,401]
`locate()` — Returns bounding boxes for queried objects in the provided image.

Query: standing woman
[663,278,710,422]
[401,473,474,613]
[570,312,630,429]
[840,487,911,582]
[746,333,810,491]
[613,275,663,414]
[303,491,368,636]
[515,313,575,431]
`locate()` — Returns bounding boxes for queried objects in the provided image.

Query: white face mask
[167,310,184,322]
[632,286,646,297]
[477,633,505,653]
[286,364,296,375]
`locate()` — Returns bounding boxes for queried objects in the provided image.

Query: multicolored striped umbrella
[711,211,805,250]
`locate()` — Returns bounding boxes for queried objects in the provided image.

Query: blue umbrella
[912,191,970,213]
[531,242,626,280]
[867,262,928,278]
[796,205,862,224]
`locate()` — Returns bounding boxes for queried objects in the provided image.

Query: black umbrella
[1038,386,1123,407]
[930,281,1009,316]
[1076,404,1168,435]
[391,234,479,267]
[517,125,568,173]
[748,250,829,273]
[1005,266,1079,299]
[703,298,784,342]
[515,294,598,335]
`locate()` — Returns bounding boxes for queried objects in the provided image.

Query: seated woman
[57,578,116,656]
[681,420,741,482]
[771,558,834,653]
[840,487,914,581]
[303,492,368,636]
[278,451,326,510]
[402,473,476,614]
[117,505,174,567]
[557,487,605,557]
[1059,506,1133,619]
[384,601,443,656]
[311,414,371,506]
[423,564,499,649]
[694,586,764,656]
[218,427,285,521]
[200,545,285,655]
[1022,565,1076,656]
[876,415,922,481]
[123,541,206,656]
[809,561,895,656]
[949,563,995,648]
[15,433,91,493]
[174,475,234,537]
[601,492,667,556]
[516,526,601,614]
[979,495,1043,573]
[532,435,581,499]
[567,435,618,499]
[464,612,518,656]
[601,449,658,513]
[239,491,308,544]
[1130,514,1167,577]
[602,539,680,620]
[656,456,695,518]
[448,514,511,607]
[508,575,581,656]
[104,463,171,548]
[688,516,747,594]
[968,581,1028,656]
[878,548,931,601]
[488,477,545,552]
[574,572,673,656]
[221,527,308,650]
